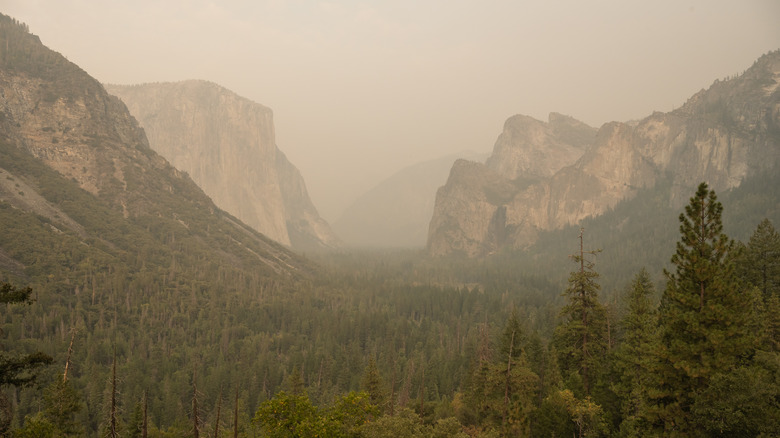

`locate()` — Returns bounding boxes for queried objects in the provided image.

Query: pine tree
[493,308,537,436]
[462,310,539,435]
[361,357,386,412]
[461,322,493,427]
[0,284,53,435]
[653,182,758,435]
[554,228,607,397]
[742,218,780,298]
[287,366,305,396]
[191,371,201,438]
[42,377,82,436]
[765,293,780,351]
[102,349,120,438]
[612,268,657,434]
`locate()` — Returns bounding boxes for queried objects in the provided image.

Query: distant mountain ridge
[334,151,487,248]
[105,81,339,251]
[428,51,780,257]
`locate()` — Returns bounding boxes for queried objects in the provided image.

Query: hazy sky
[2,1,778,221]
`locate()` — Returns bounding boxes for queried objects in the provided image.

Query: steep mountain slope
[104,81,339,251]
[429,51,780,257]
[334,151,486,248]
[0,13,323,429]
[0,15,313,284]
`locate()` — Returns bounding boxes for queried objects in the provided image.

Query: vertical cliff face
[486,112,596,181]
[105,81,339,250]
[0,15,309,275]
[428,51,780,257]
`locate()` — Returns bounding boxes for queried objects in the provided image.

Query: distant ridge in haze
[334,151,487,248]
[105,81,339,251]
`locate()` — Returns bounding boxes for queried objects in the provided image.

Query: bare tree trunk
[389,361,396,416]
[63,329,76,381]
[107,349,119,438]
[503,330,515,429]
[213,389,222,438]
[142,390,148,438]
[233,388,239,438]
[418,362,425,420]
[192,371,200,438]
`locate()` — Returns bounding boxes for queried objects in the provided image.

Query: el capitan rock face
[105,81,339,250]
[0,15,309,275]
[428,51,780,257]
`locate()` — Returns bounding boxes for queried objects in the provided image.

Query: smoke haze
[2,0,778,220]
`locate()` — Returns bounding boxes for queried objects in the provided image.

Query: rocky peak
[485,112,595,181]
[429,51,780,257]
[105,81,339,251]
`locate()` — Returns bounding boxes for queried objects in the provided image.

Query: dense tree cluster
[2,183,779,436]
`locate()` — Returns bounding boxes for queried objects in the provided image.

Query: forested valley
[1,12,779,438]
[2,181,779,437]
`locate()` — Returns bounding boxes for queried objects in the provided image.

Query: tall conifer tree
[743,218,780,298]
[361,357,386,412]
[654,182,757,435]
[554,229,607,397]
[612,268,657,434]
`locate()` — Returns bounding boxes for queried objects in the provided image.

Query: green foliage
[0,351,53,388]
[531,393,574,438]
[460,310,539,436]
[554,232,607,396]
[0,29,779,434]
[689,351,780,437]
[611,269,657,431]
[548,389,607,438]
[361,358,386,413]
[13,413,56,438]
[361,409,427,438]
[654,183,761,434]
[740,218,780,298]
[0,283,33,304]
[253,390,378,438]
[0,282,53,434]
[252,391,321,438]
[329,391,379,437]
[42,377,82,436]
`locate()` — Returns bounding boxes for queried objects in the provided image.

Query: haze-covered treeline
[2,183,779,437]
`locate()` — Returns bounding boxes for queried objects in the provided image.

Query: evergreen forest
[2,181,779,437]
[1,12,779,438]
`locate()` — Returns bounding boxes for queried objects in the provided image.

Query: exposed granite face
[0,21,306,274]
[486,112,595,181]
[0,67,166,217]
[428,51,780,257]
[105,81,339,251]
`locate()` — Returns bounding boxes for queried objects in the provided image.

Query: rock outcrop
[428,51,780,257]
[105,81,339,251]
[486,112,596,181]
[0,14,310,276]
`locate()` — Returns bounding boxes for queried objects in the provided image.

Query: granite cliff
[428,51,780,257]
[105,81,339,251]
[0,14,310,276]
